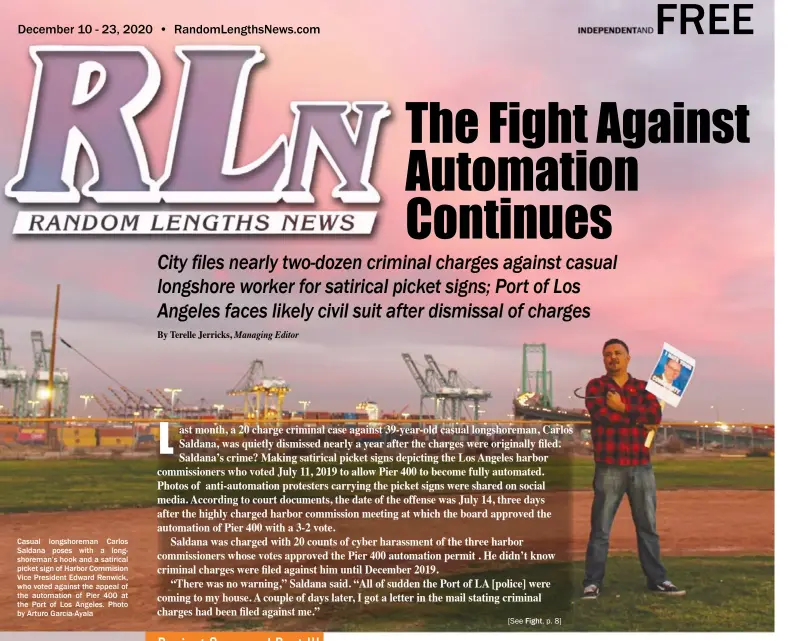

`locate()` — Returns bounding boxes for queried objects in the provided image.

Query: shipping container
[0,425,17,443]
[61,436,97,448]
[61,427,96,439]
[136,433,157,446]
[17,428,47,444]
[98,427,134,438]
[100,434,135,447]
[60,427,98,448]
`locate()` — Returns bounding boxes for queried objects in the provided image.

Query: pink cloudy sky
[0,1,774,422]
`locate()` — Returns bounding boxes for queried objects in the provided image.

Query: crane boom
[424,355,449,386]
[100,393,118,414]
[94,395,112,416]
[402,354,431,396]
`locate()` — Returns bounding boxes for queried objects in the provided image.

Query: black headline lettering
[657,3,754,35]
[403,100,750,240]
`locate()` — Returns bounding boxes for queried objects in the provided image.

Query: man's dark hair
[603,338,629,353]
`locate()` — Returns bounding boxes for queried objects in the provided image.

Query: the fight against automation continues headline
[402,101,750,240]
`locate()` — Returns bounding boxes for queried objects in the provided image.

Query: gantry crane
[120,385,151,415]
[403,353,491,422]
[120,386,140,413]
[228,360,266,420]
[261,379,291,420]
[152,388,172,409]
[93,394,114,416]
[100,393,120,416]
[0,329,29,417]
[227,360,291,421]
[146,389,166,413]
[403,354,468,420]
[424,354,491,421]
[402,354,436,420]
[424,354,464,419]
[108,387,129,416]
[28,330,69,417]
[521,343,553,408]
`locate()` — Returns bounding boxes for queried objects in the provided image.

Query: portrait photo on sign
[645,343,696,408]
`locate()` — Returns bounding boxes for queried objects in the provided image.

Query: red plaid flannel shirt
[585,374,662,466]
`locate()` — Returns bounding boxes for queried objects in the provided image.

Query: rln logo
[657,3,754,34]
[4,45,391,206]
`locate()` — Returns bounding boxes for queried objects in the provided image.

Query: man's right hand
[606,391,626,413]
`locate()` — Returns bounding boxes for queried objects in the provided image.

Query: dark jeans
[583,463,667,589]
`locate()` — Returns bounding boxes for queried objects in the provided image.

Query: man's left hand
[606,391,626,413]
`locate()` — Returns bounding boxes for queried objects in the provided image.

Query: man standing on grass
[581,338,686,599]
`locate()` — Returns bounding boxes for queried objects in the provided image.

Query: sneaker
[649,580,686,596]
[582,584,600,599]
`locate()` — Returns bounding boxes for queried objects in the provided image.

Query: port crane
[403,353,492,422]
[93,394,115,416]
[29,330,69,417]
[227,360,291,421]
[148,388,172,414]
[424,354,464,420]
[402,354,439,421]
[146,389,167,414]
[228,359,266,419]
[520,343,554,408]
[124,386,153,416]
[108,387,128,415]
[260,379,290,421]
[0,329,29,417]
[424,354,492,421]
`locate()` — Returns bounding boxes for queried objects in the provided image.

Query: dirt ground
[0,489,773,631]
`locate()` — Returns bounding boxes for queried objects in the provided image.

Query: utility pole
[47,284,61,450]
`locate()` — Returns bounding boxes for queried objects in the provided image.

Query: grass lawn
[0,456,774,513]
[214,556,773,632]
